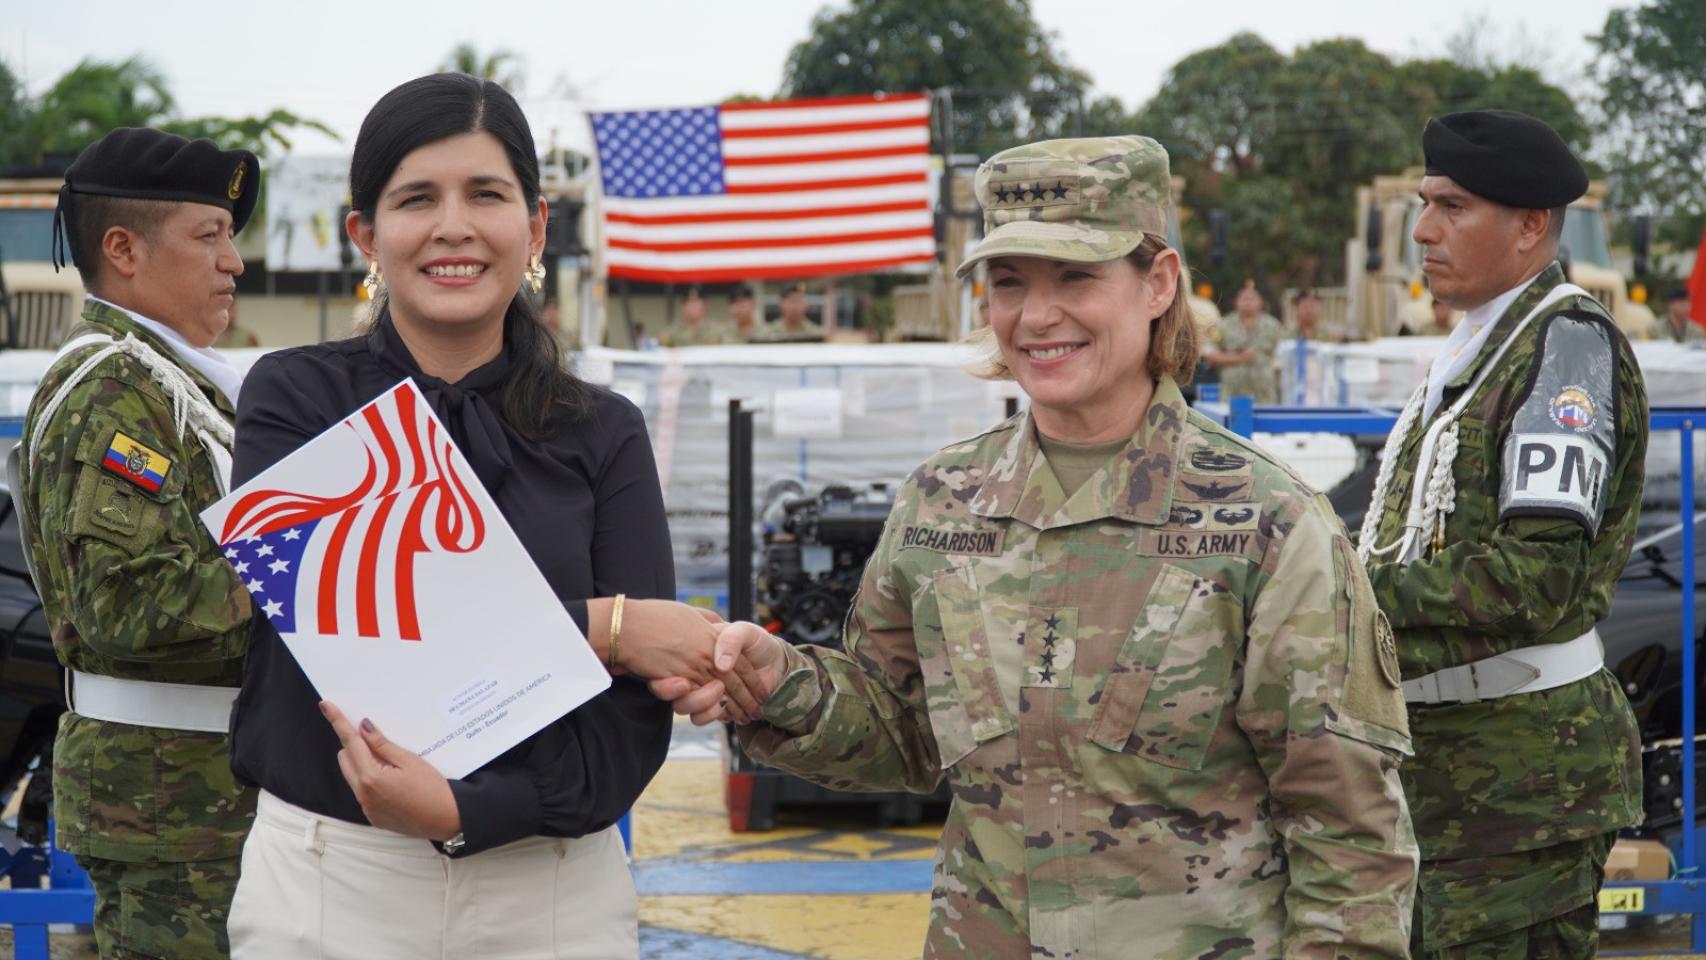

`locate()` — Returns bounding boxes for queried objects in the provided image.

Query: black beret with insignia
[54,127,260,268]
[1422,110,1587,209]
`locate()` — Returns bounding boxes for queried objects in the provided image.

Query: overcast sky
[7,0,1624,157]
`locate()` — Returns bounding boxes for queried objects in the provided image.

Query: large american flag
[216,382,485,642]
[587,92,935,283]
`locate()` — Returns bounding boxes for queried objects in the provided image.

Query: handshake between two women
[586,597,792,726]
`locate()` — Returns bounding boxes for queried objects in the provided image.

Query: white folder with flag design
[200,379,610,779]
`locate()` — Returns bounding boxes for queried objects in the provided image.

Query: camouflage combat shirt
[659,320,729,347]
[20,301,254,862]
[1365,264,1645,936]
[742,377,1418,959]
[1212,312,1285,404]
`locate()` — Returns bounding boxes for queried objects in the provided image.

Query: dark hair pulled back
[350,72,586,436]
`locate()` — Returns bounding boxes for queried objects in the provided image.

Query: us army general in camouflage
[20,127,257,960]
[741,381,1417,959]
[726,135,1419,959]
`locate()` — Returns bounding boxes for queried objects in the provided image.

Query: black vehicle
[722,481,950,832]
[0,480,66,845]
[1603,516,1706,839]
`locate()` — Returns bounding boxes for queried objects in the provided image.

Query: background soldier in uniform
[753,282,825,342]
[661,135,1416,959]
[658,285,727,346]
[1661,287,1703,344]
[1358,110,1645,959]
[16,129,258,959]
[1204,281,1284,401]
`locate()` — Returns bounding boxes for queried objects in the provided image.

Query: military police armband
[1498,313,1619,533]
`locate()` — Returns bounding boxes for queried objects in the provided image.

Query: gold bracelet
[608,594,626,670]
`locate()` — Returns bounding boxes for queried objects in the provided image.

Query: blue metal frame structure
[1203,396,1706,953]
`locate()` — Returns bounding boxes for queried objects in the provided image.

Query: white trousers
[229,790,638,960]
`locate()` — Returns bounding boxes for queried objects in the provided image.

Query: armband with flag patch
[1498,312,1618,533]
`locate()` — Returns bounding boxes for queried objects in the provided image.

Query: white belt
[1401,630,1604,705]
[69,671,239,734]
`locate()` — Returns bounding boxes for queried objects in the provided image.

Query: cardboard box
[1605,838,1671,882]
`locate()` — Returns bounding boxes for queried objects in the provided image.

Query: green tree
[11,57,175,165]
[1592,0,1706,244]
[439,43,525,94]
[163,110,336,158]
[0,55,331,167]
[779,0,1111,158]
[1132,33,1286,178]
[1135,33,1587,291]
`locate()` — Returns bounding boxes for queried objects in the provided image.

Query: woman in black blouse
[225,74,718,959]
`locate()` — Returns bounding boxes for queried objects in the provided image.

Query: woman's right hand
[607,599,725,684]
[649,621,790,725]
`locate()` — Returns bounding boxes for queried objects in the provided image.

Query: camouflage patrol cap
[956,135,1170,279]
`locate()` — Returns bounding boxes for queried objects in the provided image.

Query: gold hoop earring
[526,255,546,295]
[362,261,384,298]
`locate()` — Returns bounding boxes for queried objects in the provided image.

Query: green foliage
[1592,0,1706,245]
[780,0,1106,158]
[1135,34,1587,291]
[0,54,332,167]
[162,110,337,158]
[439,43,525,94]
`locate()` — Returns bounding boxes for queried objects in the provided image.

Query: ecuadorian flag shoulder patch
[102,432,171,493]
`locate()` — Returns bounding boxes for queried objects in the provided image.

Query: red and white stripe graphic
[219,382,485,641]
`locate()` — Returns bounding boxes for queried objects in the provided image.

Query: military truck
[0,179,86,349]
[1347,169,1655,341]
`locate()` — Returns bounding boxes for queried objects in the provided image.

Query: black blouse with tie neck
[228,315,674,857]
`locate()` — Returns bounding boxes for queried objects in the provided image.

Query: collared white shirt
[1421,271,1543,421]
[86,296,245,406]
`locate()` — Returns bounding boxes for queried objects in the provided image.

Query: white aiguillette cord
[1358,283,1588,566]
[29,333,236,495]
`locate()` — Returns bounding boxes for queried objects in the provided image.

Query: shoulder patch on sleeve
[1329,537,1411,753]
[1498,312,1618,533]
[101,431,173,494]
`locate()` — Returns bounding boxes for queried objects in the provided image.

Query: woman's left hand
[321,700,462,842]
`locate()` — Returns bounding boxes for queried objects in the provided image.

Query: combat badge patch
[1187,448,1249,472]
[102,432,171,494]
[898,525,1003,557]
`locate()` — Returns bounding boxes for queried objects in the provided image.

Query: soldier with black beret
[16,127,259,959]
[1359,109,1647,958]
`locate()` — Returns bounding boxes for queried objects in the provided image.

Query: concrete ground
[12,719,1706,957]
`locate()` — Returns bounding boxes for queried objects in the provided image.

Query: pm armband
[1498,313,1618,534]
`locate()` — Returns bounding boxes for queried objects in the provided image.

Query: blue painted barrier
[1210,396,1706,954]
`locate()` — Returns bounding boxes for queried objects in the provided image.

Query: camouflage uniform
[750,318,825,343]
[1363,264,1645,956]
[742,373,1418,959]
[1212,312,1285,403]
[659,319,729,347]
[20,301,254,959]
